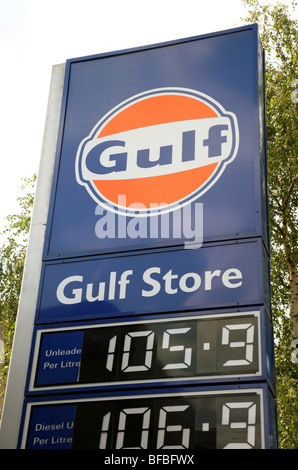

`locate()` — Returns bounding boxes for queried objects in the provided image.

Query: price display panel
[19,385,277,449]
[26,310,267,394]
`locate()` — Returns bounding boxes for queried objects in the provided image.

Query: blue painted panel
[21,403,76,449]
[43,25,268,260]
[36,240,267,324]
[32,330,84,387]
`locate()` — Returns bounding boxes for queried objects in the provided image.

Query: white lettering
[86,282,105,302]
[56,275,83,305]
[142,267,243,297]
[56,267,244,305]
[81,117,232,181]
[179,272,201,292]
[56,271,133,305]
[205,270,221,290]
[142,267,161,297]
[222,268,243,288]
[163,269,178,294]
[118,270,133,299]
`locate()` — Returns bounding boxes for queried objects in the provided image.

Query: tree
[0,175,36,416]
[242,0,298,448]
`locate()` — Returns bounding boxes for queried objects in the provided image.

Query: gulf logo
[75,87,239,216]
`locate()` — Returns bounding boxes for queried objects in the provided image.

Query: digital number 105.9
[77,313,259,384]
[33,313,261,389]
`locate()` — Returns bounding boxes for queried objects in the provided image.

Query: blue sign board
[43,24,268,259]
[36,239,269,324]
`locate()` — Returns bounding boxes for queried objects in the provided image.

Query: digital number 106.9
[72,391,262,449]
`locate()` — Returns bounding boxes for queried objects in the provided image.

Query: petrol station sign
[35,239,269,323]
[0,24,277,450]
[43,24,269,259]
[20,385,276,449]
[27,308,274,395]
[75,87,239,217]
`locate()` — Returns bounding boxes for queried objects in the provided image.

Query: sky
[0,0,296,238]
